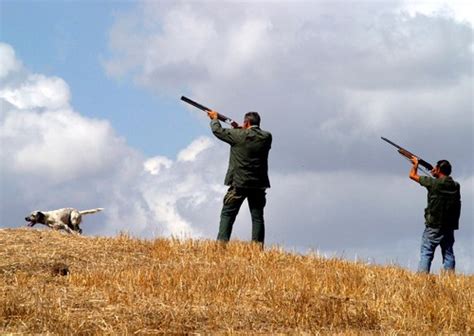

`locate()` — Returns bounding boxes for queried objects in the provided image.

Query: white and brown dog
[25,208,103,234]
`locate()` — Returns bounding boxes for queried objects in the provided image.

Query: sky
[0,0,472,273]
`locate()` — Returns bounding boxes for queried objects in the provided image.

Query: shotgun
[181,96,240,128]
[381,137,433,172]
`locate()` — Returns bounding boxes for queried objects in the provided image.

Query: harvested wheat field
[0,228,472,334]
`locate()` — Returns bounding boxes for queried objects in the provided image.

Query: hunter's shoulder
[419,175,435,187]
[444,176,461,190]
[420,176,461,190]
[251,127,272,138]
[446,176,460,184]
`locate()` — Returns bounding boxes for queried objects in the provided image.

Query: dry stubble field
[0,228,472,334]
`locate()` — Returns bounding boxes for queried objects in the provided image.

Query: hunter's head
[243,112,261,129]
[432,160,452,178]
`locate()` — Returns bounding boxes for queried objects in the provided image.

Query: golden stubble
[1,228,472,334]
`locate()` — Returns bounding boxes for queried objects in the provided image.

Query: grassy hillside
[1,228,472,334]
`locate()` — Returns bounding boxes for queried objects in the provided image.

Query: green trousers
[217,186,267,243]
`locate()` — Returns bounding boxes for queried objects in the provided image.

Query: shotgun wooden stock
[381,137,434,171]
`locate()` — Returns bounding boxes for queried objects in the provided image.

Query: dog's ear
[36,211,46,223]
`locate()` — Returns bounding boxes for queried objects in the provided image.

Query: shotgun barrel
[181,96,239,128]
[381,137,434,171]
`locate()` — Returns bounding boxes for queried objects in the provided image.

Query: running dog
[25,208,103,234]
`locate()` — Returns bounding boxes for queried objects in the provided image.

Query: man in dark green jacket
[409,157,461,273]
[207,110,272,245]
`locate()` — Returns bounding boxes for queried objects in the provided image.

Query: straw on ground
[1,228,472,334]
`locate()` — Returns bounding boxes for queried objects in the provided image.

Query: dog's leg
[61,224,76,234]
[52,222,75,234]
[70,210,82,234]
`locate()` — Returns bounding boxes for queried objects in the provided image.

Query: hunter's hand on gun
[411,156,419,166]
[207,110,218,120]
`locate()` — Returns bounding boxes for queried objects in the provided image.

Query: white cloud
[0,43,21,79]
[144,156,173,175]
[220,18,273,77]
[0,74,70,110]
[141,136,226,238]
[400,0,474,26]
[177,136,213,162]
[0,108,126,182]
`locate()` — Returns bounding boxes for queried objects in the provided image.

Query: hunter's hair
[244,112,261,126]
[437,160,452,176]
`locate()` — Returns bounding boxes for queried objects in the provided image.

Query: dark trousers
[217,186,266,244]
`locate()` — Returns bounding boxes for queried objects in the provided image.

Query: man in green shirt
[409,157,461,273]
[207,110,272,245]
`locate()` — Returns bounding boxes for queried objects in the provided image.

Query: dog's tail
[79,208,104,215]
